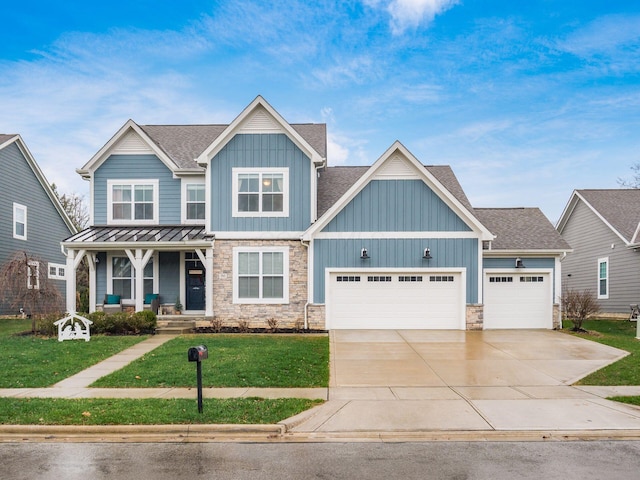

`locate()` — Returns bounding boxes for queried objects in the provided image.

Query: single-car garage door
[326,270,465,329]
[483,271,552,329]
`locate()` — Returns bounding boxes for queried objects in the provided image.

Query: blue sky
[1,0,639,222]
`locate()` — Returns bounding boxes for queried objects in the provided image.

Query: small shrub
[293,318,305,333]
[210,317,223,333]
[267,317,279,333]
[563,289,601,332]
[237,319,250,333]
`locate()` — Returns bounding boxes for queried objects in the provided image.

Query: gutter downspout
[301,238,310,330]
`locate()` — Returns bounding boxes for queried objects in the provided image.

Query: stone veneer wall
[212,240,308,329]
[553,303,561,329]
[465,304,484,330]
[306,304,326,330]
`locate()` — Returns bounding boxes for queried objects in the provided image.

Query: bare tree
[562,289,601,332]
[0,252,64,332]
[618,164,640,188]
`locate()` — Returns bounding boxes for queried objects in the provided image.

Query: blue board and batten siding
[209,134,312,232]
[0,141,72,314]
[93,154,181,225]
[313,238,479,303]
[313,178,480,304]
[322,180,472,232]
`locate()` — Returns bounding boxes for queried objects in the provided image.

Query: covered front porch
[62,226,215,317]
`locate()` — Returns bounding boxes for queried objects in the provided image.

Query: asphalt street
[2,441,640,480]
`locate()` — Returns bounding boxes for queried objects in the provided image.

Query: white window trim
[27,261,39,290]
[48,263,66,280]
[232,246,289,304]
[106,253,158,301]
[13,203,27,240]
[181,180,206,224]
[232,168,289,218]
[107,179,159,225]
[598,257,609,300]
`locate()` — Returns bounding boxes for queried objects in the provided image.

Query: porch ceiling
[63,225,214,250]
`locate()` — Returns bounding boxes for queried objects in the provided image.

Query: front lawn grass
[92,334,329,388]
[0,318,148,388]
[0,397,321,425]
[564,318,640,386]
[609,396,640,408]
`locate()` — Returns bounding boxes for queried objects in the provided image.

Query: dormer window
[232,168,289,217]
[107,180,158,224]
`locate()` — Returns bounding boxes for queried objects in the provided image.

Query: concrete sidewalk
[2,331,640,442]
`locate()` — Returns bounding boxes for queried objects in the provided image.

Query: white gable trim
[1,135,76,233]
[303,141,494,241]
[195,96,324,166]
[76,120,178,176]
[557,191,630,245]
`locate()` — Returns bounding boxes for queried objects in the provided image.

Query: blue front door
[185,255,205,311]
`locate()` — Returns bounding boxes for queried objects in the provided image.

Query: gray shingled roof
[0,134,17,145]
[317,165,474,218]
[474,208,571,250]
[139,123,326,170]
[576,189,640,242]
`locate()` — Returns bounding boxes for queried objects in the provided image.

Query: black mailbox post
[187,345,208,413]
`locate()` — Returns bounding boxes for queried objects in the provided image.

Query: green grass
[92,334,329,388]
[0,397,322,425]
[564,318,640,386]
[609,396,640,407]
[0,318,148,388]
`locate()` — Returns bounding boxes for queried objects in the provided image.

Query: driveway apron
[289,329,640,434]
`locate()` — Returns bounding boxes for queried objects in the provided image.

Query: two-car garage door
[326,270,465,329]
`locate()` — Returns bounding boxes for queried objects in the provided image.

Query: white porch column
[88,254,97,313]
[205,247,214,317]
[125,248,154,312]
[65,249,77,315]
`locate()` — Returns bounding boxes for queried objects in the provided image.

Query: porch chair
[103,294,122,314]
[144,293,160,314]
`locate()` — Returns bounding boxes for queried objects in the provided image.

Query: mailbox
[187,345,208,362]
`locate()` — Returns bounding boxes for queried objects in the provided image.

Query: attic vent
[239,109,283,133]
[112,131,153,154]
[374,154,419,180]
[482,241,491,250]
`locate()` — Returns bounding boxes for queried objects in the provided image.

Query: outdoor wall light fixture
[423,248,432,259]
[515,257,525,268]
[360,247,369,259]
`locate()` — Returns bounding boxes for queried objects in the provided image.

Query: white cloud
[327,134,350,166]
[365,0,459,35]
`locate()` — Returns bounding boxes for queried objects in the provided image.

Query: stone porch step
[156,316,197,335]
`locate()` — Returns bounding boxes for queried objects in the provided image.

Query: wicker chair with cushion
[103,294,122,314]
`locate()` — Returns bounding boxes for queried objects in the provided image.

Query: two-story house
[0,134,75,315]
[62,96,570,330]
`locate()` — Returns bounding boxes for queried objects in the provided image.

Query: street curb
[3,425,640,443]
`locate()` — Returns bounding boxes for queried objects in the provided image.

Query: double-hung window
[232,168,288,217]
[13,203,27,240]
[27,261,39,290]
[598,257,609,299]
[110,256,155,300]
[233,247,289,304]
[184,183,205,222]
[107,180,158,224]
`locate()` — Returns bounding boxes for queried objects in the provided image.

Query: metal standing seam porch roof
[63,225,214,249]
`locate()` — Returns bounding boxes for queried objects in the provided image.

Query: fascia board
[555,190,579,232]
[304,141,494,241]
[195,96,324,166]
[482,249,573,257]
[11,135,77,234]
[61,240,214,251]
[79,120,178,174]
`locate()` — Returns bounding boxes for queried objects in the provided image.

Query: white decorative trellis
[54,313,93,342]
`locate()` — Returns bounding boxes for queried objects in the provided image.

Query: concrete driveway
[289,329,640,435]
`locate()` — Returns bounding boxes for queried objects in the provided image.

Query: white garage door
[326,271,465,329]
[483,271,552,329]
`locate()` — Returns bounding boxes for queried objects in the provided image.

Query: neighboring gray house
[557,189,640,315]
[62,96,570,330]
[0,134,76,315]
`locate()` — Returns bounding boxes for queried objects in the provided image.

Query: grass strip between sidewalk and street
[91,334,329,389]
[0,397,322,425]
[0,319,148,388]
